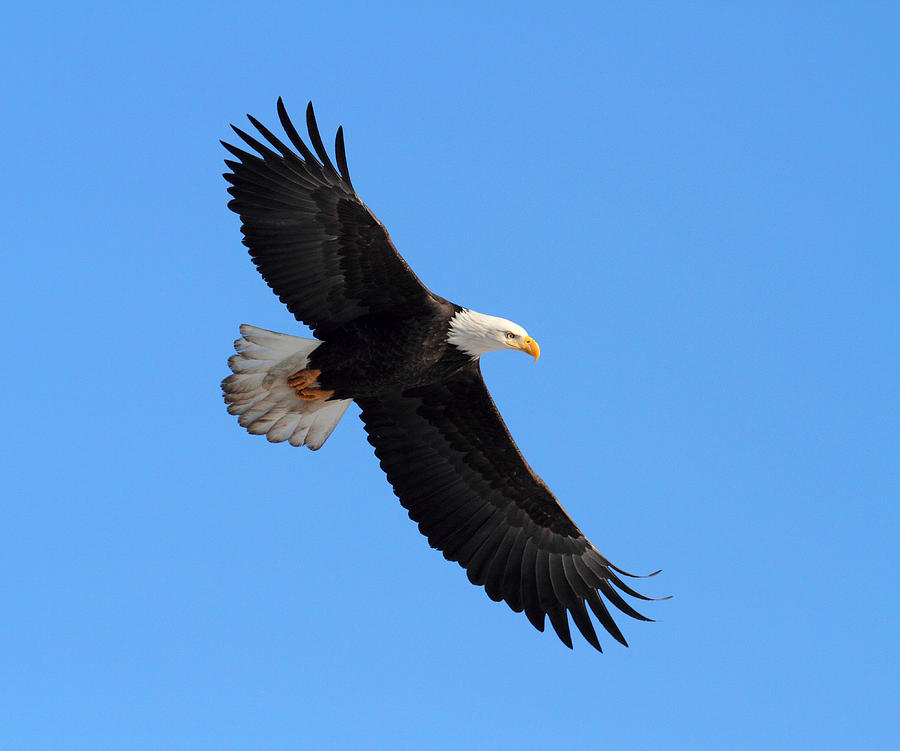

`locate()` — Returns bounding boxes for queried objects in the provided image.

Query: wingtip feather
[609,563,664,579]
[335,125,354,189]
[305,101,337,174]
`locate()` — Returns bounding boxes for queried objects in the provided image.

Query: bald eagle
[221,100,663,651]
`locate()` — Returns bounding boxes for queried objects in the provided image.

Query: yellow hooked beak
[517,336,541,361]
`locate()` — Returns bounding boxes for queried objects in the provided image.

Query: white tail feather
[222,324,351,450]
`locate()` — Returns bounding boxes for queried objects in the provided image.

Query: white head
[446,309,541,361]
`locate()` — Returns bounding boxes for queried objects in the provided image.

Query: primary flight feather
[221,100,663,651]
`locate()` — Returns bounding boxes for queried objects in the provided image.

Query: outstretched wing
[356,364,662,651]
[223,99,436,338]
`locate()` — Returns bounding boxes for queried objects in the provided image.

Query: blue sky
[3,2,897,749]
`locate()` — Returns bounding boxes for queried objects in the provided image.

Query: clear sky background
[3,3,897,749]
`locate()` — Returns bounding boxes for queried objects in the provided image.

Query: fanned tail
[222,324,351,450]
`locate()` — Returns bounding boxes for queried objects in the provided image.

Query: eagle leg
[287,368,334,401]
[296,387,335,402]
[287,368,321,390]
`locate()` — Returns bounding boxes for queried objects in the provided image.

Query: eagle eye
[505,331,515,340]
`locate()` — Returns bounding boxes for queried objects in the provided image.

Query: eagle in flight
[221,100,664,651]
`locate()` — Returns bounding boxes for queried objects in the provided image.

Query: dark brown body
[309,304,471,399]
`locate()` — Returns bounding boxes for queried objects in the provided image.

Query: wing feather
[277,98,323,174]
[538,552,572,647]
[520,540,544,631]
[305,102,338,174]
[334,126,353,187]
[482,527,520,602]
[465,523,511,587]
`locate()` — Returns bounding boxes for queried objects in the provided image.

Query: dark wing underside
[223,100,435,338]
[356,364,660,651]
